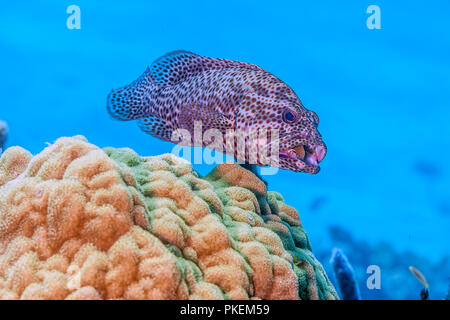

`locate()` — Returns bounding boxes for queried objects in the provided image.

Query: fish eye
[282,109,297,123]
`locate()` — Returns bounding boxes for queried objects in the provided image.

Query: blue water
[1,1,449,299]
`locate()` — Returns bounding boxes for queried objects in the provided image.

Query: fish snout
[304,144,326,167]
[307,110,320,127]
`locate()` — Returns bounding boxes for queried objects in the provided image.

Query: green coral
[103,145,338,300]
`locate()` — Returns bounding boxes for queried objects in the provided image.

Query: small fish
[107,51,326,173]
[309,195,329,212]
[293,256,304,267]
[409,266,429,288]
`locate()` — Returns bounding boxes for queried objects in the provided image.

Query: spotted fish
[107,50,326,173]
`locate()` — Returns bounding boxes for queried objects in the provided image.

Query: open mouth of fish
[279,144,326,172]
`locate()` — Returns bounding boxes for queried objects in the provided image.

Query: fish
[106,50,326,173]
[293,256,304,267]
[409,266,429,288]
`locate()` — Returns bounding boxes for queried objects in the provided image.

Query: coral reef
[329,248,361,300]
[0,120,7,152]
[0,136,337,300]
[316,225,450,300]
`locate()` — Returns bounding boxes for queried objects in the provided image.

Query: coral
[0,136,337,300]
[329,248,361,300]
[316,225,450,300]
[0,120,8,151]
[0,146,32,186]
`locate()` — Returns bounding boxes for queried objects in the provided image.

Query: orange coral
[0,146,32,186]
[0,136,337,300]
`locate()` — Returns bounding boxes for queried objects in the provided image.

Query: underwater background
[0,0,449,299]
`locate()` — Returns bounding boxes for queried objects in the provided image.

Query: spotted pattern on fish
[107,50,326,173]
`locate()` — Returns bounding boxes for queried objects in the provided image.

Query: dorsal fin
[149,50,263,86]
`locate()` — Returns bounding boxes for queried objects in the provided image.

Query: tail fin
[106,67,156,121]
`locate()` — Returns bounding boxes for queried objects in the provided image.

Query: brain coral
[0,136,337,300]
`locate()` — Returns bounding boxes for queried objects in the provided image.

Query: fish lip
[279,143,326,173]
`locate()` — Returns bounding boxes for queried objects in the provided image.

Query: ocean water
[1,1,449,299]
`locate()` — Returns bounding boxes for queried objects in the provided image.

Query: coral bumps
[0,136,337,300]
